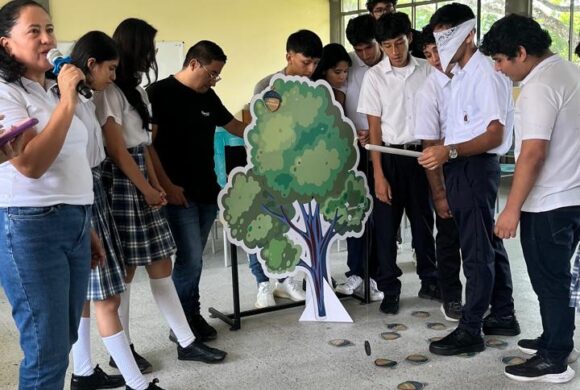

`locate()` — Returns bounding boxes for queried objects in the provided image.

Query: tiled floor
[1,182,579,389]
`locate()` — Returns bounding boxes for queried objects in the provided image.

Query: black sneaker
[441,301,462,322]
[429,327,485,356]
[418,283,442,301]
[109,344,152,374]
[379,295,399,315]
[126,378,165,390]
[483,314,521,336]
[518,338,541,355]
[178,340,227,363]
[71,364,125,390]
[505,355,575,383]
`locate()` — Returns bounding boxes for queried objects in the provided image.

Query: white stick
[364,144,422,158]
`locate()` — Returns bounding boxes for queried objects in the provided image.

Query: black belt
[388,143,423,152]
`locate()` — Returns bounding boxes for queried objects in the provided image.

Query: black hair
[286,29,323,59]
[113,18,158,130]
[576,41,580,58]
[346,14,376,46]
[312,43,352,81]
[420,24,436,51]
[183,40,227,68]
[366,0,397,13]
[70,31,119,78]
[0,0,48,83]
[375,12,411,43]
[480,14,551,59]
[429,2,475,29]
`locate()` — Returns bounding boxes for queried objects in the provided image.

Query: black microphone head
[46,48,64,66]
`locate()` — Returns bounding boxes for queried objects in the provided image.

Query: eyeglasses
[200,63,222,82]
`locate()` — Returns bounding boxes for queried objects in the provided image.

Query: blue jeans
[0,205,91,390]
[165,201,217,318]
[520,206,580,365]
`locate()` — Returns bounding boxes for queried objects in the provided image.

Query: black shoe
[379,295,399,314]
[429,327,485,356]
[483,314,521,336]
[518,337,540,355]
[109,344,152,374]
[441,301,462,322]
[178,340,227,363]
[191,314,217,341]
[71,365,125,390]
[126,378,165,390]
[169,314,218,344]
[418,283,442,301]
[505,355,574,383]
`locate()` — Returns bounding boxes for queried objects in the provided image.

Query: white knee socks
[149,276,195,348]
[72,317,95,376]
[102,331,148,390]
[118,283,132,344]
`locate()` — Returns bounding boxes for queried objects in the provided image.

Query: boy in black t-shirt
[148,41,245,342]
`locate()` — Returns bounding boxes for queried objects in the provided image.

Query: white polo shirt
[445,50,514,155]
[345,52,372,131]
[357,55,431,145]
[0,78,93,207]
[76,99,105,168]
[515,55,580,212]
[414,70,451,140]
[94,83,152,149]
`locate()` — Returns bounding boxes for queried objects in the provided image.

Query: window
[338,0,506,51]
[532,0,580,62]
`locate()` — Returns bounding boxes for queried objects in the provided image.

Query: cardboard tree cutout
[219,75,372,322]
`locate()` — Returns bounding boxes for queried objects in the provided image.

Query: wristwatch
[448,145,458,159]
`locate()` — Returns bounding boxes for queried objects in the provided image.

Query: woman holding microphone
[0,1,97,388]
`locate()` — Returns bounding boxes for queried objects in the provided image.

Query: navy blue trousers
[520,206,580,364]
[444,154,514,335]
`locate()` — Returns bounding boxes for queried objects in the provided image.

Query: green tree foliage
[220,77,372,317]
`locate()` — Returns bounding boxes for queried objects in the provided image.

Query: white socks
[103,331,148,390]
[149,276,195,348]
[72,317,95,376]
[118,283,132,344]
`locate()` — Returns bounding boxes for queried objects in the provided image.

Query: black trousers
[436,215,462,303]
[520,206,580,365]
[346,146,377,279]
[374,152,437,296]
[444,154,514,335]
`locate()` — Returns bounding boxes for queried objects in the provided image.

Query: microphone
[47,48,93,99]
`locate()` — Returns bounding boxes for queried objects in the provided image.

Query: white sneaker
[354,278,384,302]
[335,275,363,295]
[274,277,305,301]
[255,281,276,308]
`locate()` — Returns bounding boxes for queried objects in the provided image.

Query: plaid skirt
[101,145,176,266]
[570,244,580,312]
[87,166,126,301]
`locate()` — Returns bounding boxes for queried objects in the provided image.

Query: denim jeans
[520,206,580,365]
[0,205,92,390]
[165,201,218,318]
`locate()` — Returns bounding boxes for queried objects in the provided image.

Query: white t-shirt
[94,83,151,148]
[357,55,431,145]
[345,52,372,131]
[76,99,105,168]
[515,55,580,212]
[414,70,451,141]
[445,50,514,155]
[0,78,93,207]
